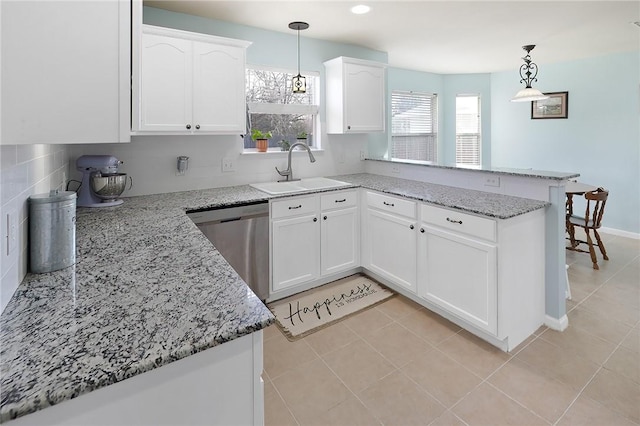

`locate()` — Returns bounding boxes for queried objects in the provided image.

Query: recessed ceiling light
[350,4,371,15]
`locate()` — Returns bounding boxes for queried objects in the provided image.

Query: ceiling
[144,1,640,74]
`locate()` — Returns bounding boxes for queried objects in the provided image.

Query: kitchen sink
[250,177,351,195]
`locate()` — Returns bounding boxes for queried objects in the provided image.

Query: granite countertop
[0,173,549,422]
[365,158,580,181]
[335,174,550,219]
[0,187,276,423]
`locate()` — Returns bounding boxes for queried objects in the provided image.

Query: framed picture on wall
[531,92,569,119]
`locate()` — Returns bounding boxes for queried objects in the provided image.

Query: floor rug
[268,274,395,341]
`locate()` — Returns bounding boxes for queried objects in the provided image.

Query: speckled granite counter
[335,173,550,219]
[0,186,276,423]
[365,158,580,181]
[0,173,548,422]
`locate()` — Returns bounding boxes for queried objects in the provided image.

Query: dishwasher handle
[219,217,242,223]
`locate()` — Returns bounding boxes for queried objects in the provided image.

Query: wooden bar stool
[566,187,609,270]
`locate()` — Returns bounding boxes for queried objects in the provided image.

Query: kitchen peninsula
[0,173,551,424]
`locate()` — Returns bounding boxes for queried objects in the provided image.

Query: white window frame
[245,65,321,152]
[390,91,438,163]
[455,94,482,166]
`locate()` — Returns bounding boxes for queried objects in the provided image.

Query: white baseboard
[545,314,569,331]
[600,227,640,240]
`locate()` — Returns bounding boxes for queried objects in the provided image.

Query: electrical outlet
[484,176,500,187]
[222,157,235,172]
[6,210,18,255]
[360,150,366,161]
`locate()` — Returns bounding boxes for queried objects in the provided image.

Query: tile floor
[263,231,639,425]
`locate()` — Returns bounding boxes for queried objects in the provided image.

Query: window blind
[391,91,437,162]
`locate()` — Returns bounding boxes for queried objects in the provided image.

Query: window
[391,91,437,162]
[244,67,319,151]
[455,95,481,166]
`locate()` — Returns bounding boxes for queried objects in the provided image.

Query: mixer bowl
[90,173,128,201]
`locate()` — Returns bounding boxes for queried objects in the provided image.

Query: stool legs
[585,230,599,270]
[593,229,609,260]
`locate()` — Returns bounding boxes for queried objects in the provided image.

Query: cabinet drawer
[366,191,416,219]
[421,204,496,242]
[321,190,358,211]
[271,196,318,219]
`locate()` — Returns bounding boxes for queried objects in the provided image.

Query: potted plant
[251,129,272,152]
[296,131,308,142]
[278,139,291,152]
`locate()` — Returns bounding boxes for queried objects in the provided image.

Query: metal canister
[29,190,77,273]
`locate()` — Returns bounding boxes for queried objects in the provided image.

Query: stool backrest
[583,188,608,229]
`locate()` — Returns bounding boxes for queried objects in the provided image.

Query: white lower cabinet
[270,190,359,296]
[362,191,418,292]
[364,209,417,292]
[272,212,321,292]
[321,207,359,275]
[361,189,545,351]
[418,225,498,334]
[270,188,544,351]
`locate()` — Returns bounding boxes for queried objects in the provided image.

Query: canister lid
[29,190,77,204]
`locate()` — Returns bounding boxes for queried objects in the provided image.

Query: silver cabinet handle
[288,205,302,210]
[323,216,327,220]
[383,201,395,207]
[335,199,346,203]
[313,217,318,222]
[409,224,414,230]
[186,124,191,130]
[195,124,201,130]
[420,228,425,233]
[446,217,463,224]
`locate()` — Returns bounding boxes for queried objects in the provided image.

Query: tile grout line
[552,323,639,425]
[305,334,386,426]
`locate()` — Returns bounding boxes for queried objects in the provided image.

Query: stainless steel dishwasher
[188,201,269,300]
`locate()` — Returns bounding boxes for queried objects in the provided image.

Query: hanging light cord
[297,28,301,75]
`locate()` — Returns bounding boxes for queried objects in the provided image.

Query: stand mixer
[76,155,127,208]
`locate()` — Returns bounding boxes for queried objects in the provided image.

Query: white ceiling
[144,0,640,74]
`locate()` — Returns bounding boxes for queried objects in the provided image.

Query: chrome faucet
[276,142,316,182]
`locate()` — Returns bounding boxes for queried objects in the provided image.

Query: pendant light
[511,45,549,102]
[289,21,309,94]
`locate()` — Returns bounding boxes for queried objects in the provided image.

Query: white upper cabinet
[133,25,250,134]
[1,0,131,144]
[324,56,386,134]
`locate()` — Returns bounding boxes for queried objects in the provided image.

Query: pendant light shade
[289,21,309,94]
[511,45,549,103]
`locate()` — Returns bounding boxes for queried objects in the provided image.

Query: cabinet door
[365,209,417,292]
[1,0,130,144]
[419,225,497,335]
[271,214,320,292]
[138,33,192,132]
[321,207,359,276]
[343,63,385,132]
[193,42,246,133]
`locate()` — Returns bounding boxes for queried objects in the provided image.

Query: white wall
[68,133,367,196]
[491,51,640,234]
[0,144,69,311]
